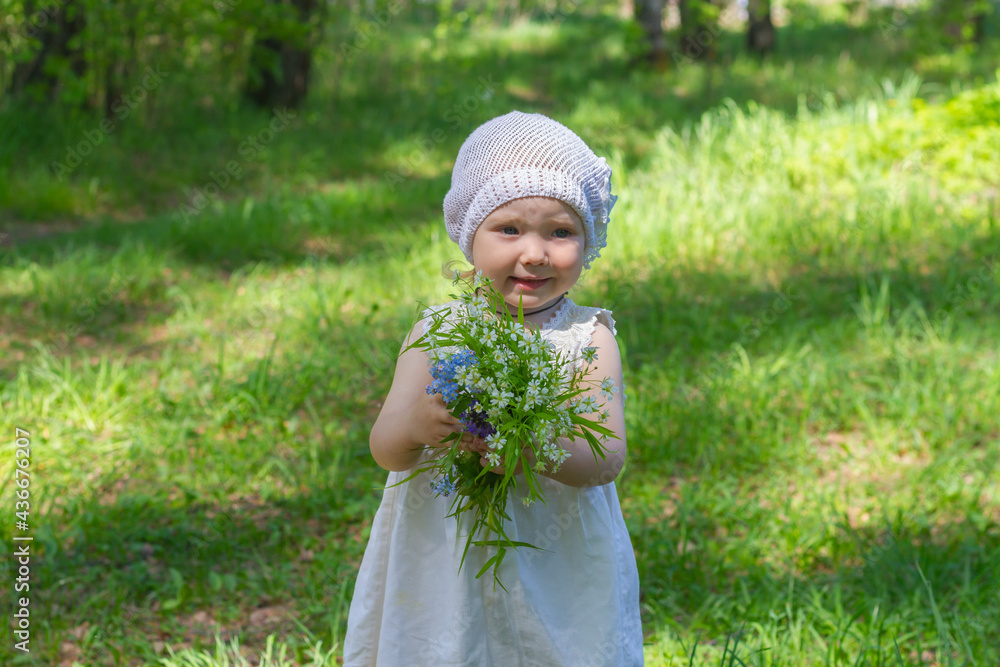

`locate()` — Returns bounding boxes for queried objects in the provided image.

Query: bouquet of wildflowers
[402,272,619,588]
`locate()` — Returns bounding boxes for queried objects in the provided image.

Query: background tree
[634,0,668,69]
[746,0,776,56]
[8,0,87,103]
[242,0,325,110]
[677,0,722,63]
[938,0,993,45]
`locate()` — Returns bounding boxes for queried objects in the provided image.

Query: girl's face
[471,197,585,314]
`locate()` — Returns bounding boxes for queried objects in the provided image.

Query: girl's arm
[481,321,629,488]
[542,321,628,487]
[369,321,467,472]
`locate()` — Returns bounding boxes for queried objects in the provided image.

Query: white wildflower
[530,338,551,356]
[581,347,598,364]
[536,421,556,444]
[467,294,489,318]
[464,368,482,390]
[479,377,497,396]
[542,444,570,470]
[495,388,514,409]
[600,378,618,401]
[525,379,542,402]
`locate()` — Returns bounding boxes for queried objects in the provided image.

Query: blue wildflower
[426,349,481,408]
[460,407,496,439]
[430,476,457,497]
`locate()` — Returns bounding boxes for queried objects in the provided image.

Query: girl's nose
[520,237,548,265]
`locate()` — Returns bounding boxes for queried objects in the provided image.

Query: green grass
[2,6,1000,666]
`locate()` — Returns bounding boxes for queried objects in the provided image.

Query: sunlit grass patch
[1,12,999,665]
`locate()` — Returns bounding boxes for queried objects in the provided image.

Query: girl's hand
[403,391,490,453]
[403,390,463,450]
[480,441,532,476]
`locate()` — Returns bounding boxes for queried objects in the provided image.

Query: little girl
[343,111,642,666]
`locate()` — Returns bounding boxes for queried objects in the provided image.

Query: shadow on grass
[18,446,999,663]
[606,224,1000,373]
[2,168,441,267]
[3,9,998,226]
[4,234,999,661]
[630,495,1000,659]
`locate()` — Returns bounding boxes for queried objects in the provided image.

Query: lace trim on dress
[541,300,614,362]
[541,299,626,403]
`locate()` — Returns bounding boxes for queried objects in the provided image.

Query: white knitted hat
[443,111,617,269]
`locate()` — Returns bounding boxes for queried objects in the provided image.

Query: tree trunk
[244,0,321,110]
[677,0,718,63]
[104,21,137,119]
[746,0,776,57]
[633,0,667,69]
[10,0,87,102]
[968,0,988,45]
[939,0,989,45]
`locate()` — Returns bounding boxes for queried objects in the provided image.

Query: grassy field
[1,6,999,666]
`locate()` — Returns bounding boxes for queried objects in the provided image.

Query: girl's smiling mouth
[511,277,550,290]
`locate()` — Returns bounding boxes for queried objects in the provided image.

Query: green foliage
[1,7,1000,666]
[0,0,348,110]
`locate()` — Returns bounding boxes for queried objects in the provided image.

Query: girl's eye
[501,226,518,235]
[553,229,572,238]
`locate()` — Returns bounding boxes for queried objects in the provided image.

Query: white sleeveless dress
[343,298,643,666]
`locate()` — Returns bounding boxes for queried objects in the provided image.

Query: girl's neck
[497,293,567,326]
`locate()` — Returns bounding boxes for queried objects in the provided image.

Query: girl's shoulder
[550,298,618,338]
[540,298,620,367]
